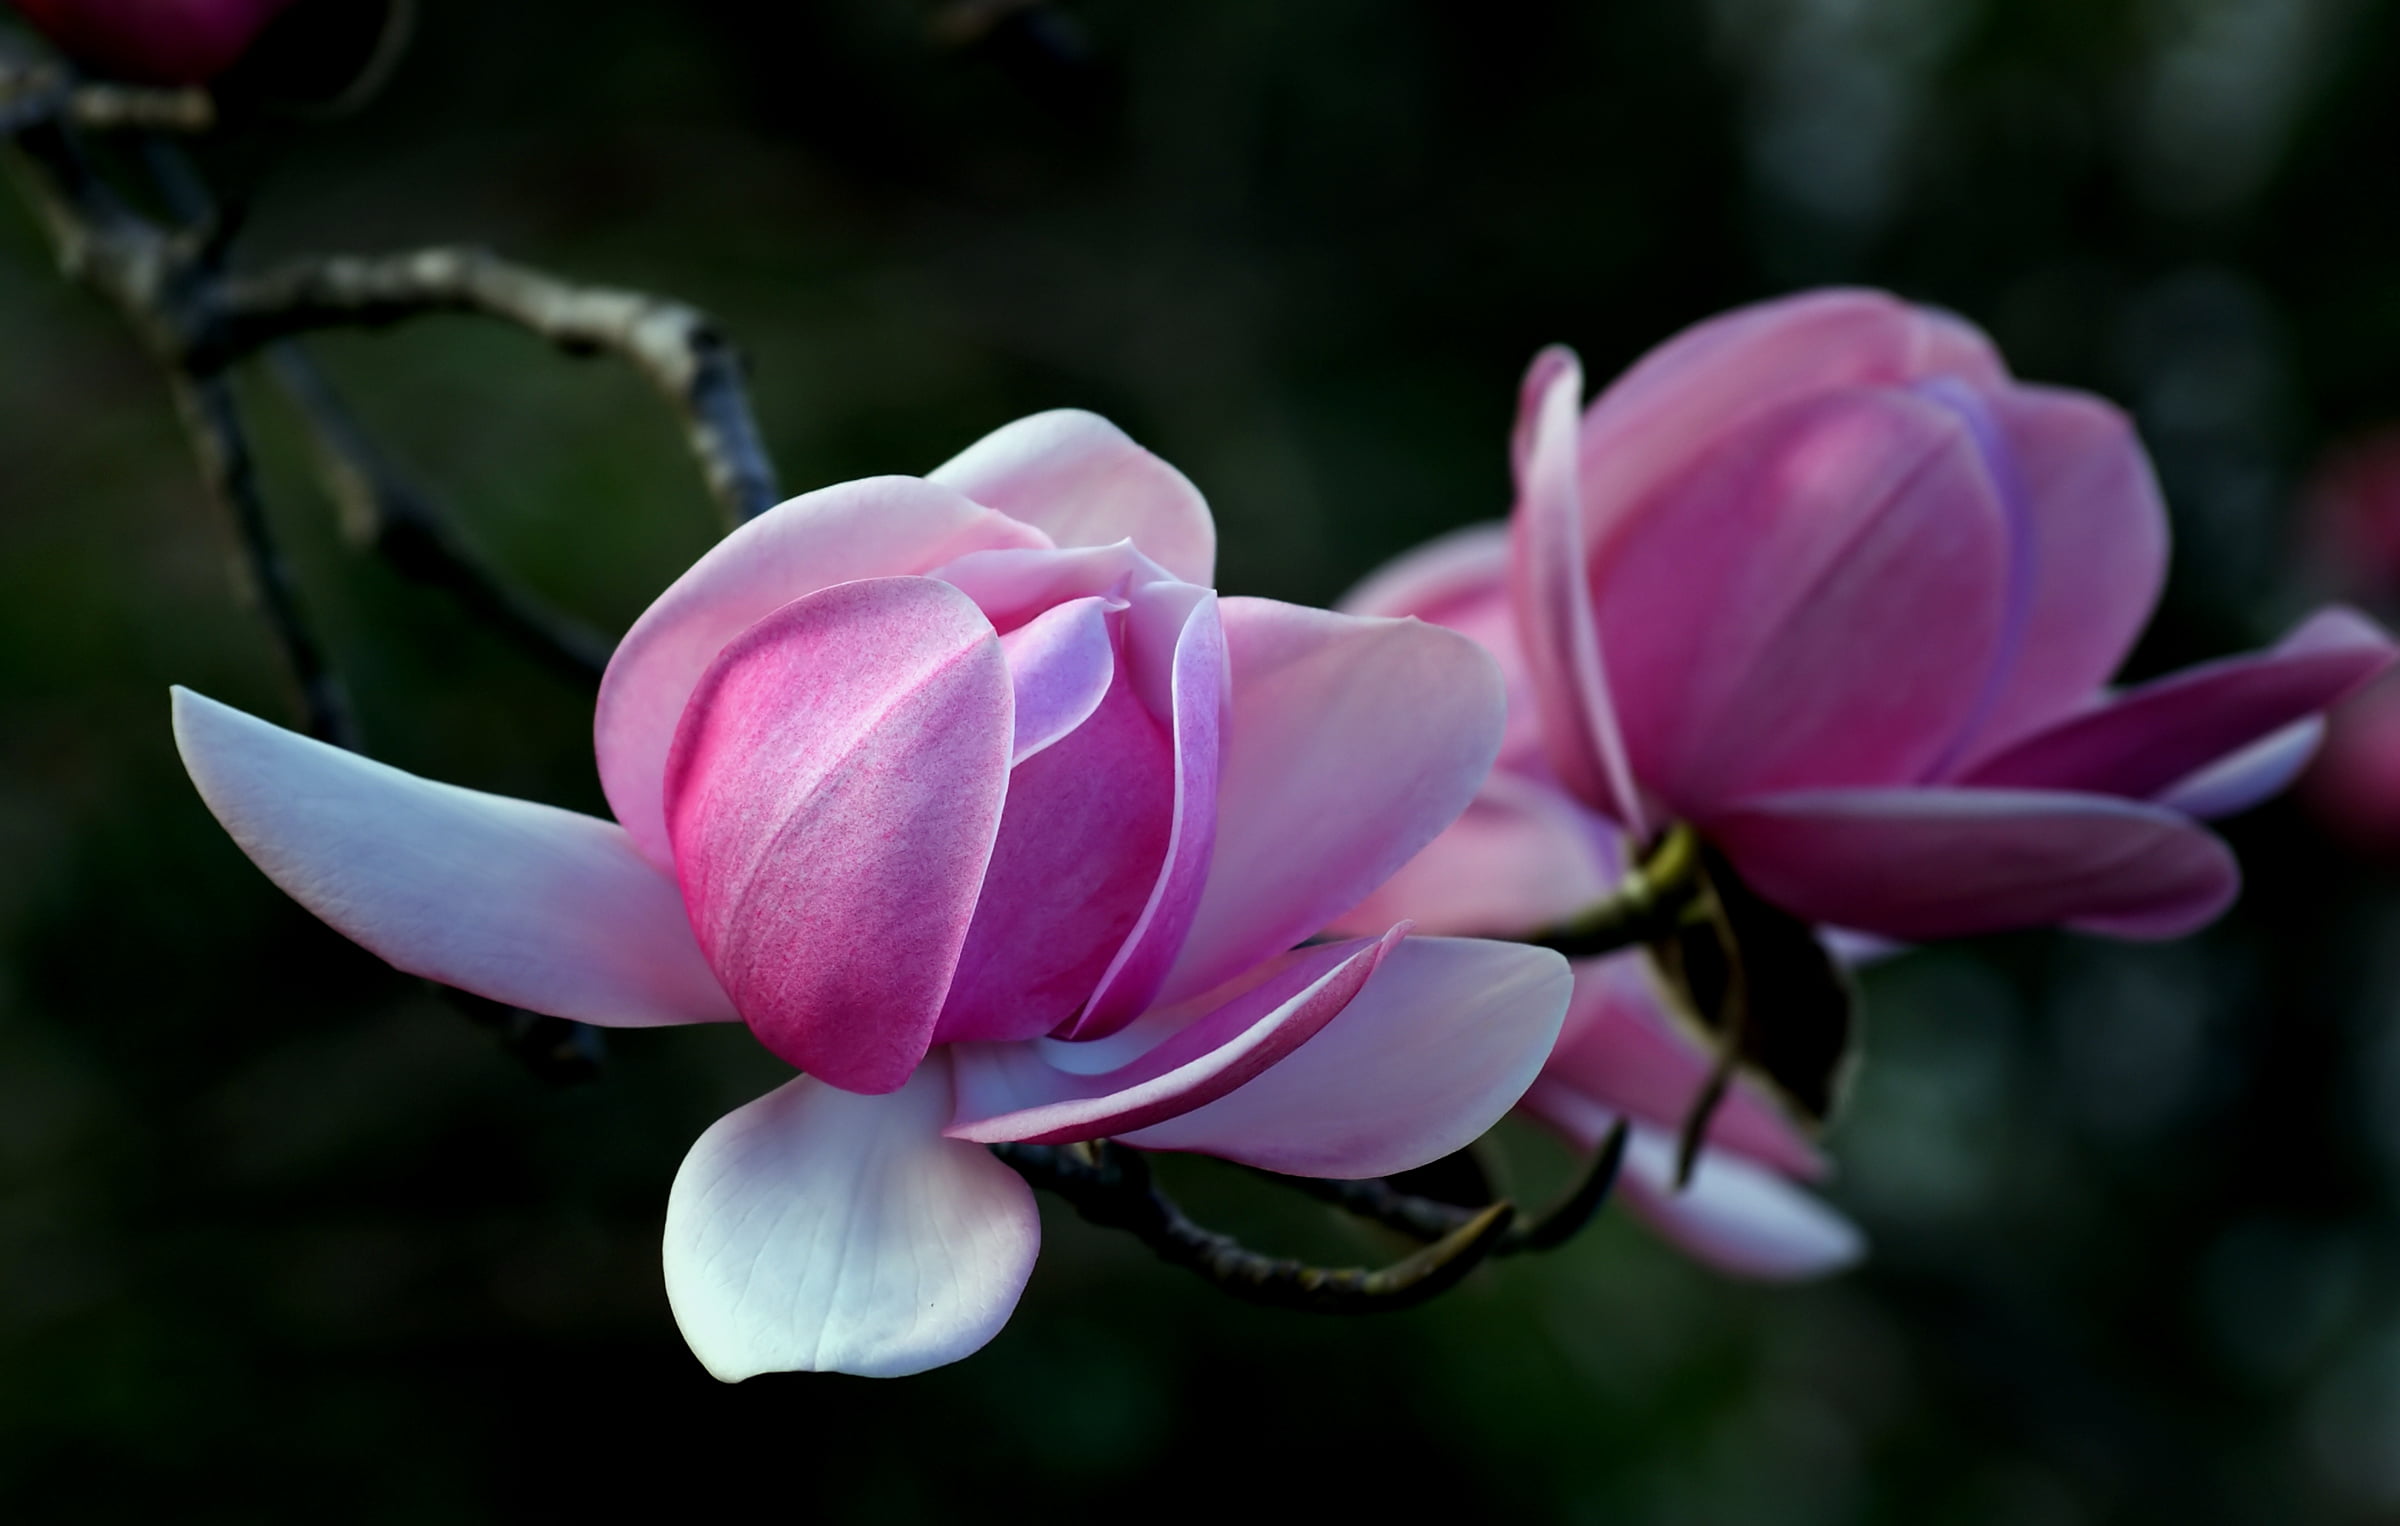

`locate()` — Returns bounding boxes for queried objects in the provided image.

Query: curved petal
[665,577,1012,1093]
[664,1055,1039,1381]
[1333,770,1620,938]
[1509,346,1649,829]
[173,687,732,1027]
[1964,607,2397,800]
[930,541,1176,633]
[934,652,1176,1047]
[1120,937,1573,1179]
[1705,786,2240,941]
[1945,386,2172,762]
[1342,521,1545,767]
[2158,717,2323,819]
[1611,1122,1864,1281]
[1160,600,1506,1002]
[1000,595,1120,765]
[1071,586,1226,1037]
[1531,954,1825,1180]
[1338,520,1511,625]
[1574,289,2008,560]
[1595,388,2010,809]
[928,410,1216,585]
[598,476,1044,869]
[946,930,1402,1146]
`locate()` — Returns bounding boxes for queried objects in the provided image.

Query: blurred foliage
[10,0,2400,1520]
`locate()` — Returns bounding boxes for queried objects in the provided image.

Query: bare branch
[0,62,215,135]
[993,1140,1518,1313]
[213,246,781,525]
[170,367,357,745]
[1510,1118,1630,1253]
[1252,1119,1630,1258]
[266,344,612,683]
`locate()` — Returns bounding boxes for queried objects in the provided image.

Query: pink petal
[2157,717,2323,819]
[1070,586,1226,1038]
[598,476,1044,870]
[946,930,1403,1146]
[1529,954,1825,1180]
[928,409,1216,586]
[1333,770,1620,938]
[664,577,1013,1093]
[1338,521,1511,626]
[1611,1122,1864,1281]
[1942,386,2172,763]
[1595,388,2010,810]
[1159,599,1506,1002]
[933,652,1176,1047]
[1340,521,1547,768]
[663,1054,1039,1380]
[930,541,1177,634]
[1964,607,2397,801]
[1573,289,2008,560]
[1508,346,1650,830]
[999,595,1120,765]
[1705,786,2240,941]
[172,687,733,1027]
[1120,936,1573,1179]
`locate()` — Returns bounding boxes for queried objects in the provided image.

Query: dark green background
[9,1,2400,1519]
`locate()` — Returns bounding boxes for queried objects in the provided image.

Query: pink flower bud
[11,0,298,85]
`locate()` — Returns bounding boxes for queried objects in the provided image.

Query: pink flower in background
[1511,288,2395,942]
[11,0,296,84]
[1340,526,1859,1280]
[2303,672,2400,855]
[174,411,1572,1379]
[2303,428,2400,605]
[2296,429,2400,855]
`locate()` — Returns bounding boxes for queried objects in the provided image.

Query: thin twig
[1252,1119,1630,1257]
[1510,1118,1630,1253]
[1259,1170,1485,1243]
[993,1140,1518,1312]
[211,246,781,524]
[267,344,612,683]
[169,367,357,744]
[0,63,215,135]
[1,110,352,741]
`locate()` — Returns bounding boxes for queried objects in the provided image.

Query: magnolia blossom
[1339,526,1860,1279]
[12,0,297,84]
[174,411,1572,1379]
[1509,288,2395,941]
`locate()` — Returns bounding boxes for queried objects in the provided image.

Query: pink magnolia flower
[1338,526,1860,1280]
[173,411,1573,1379]
[11,0,297,84]
[1509,288,2394,942]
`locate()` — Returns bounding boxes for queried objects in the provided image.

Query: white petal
[173,687,732,1027]
[664,1054,1040,1380]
